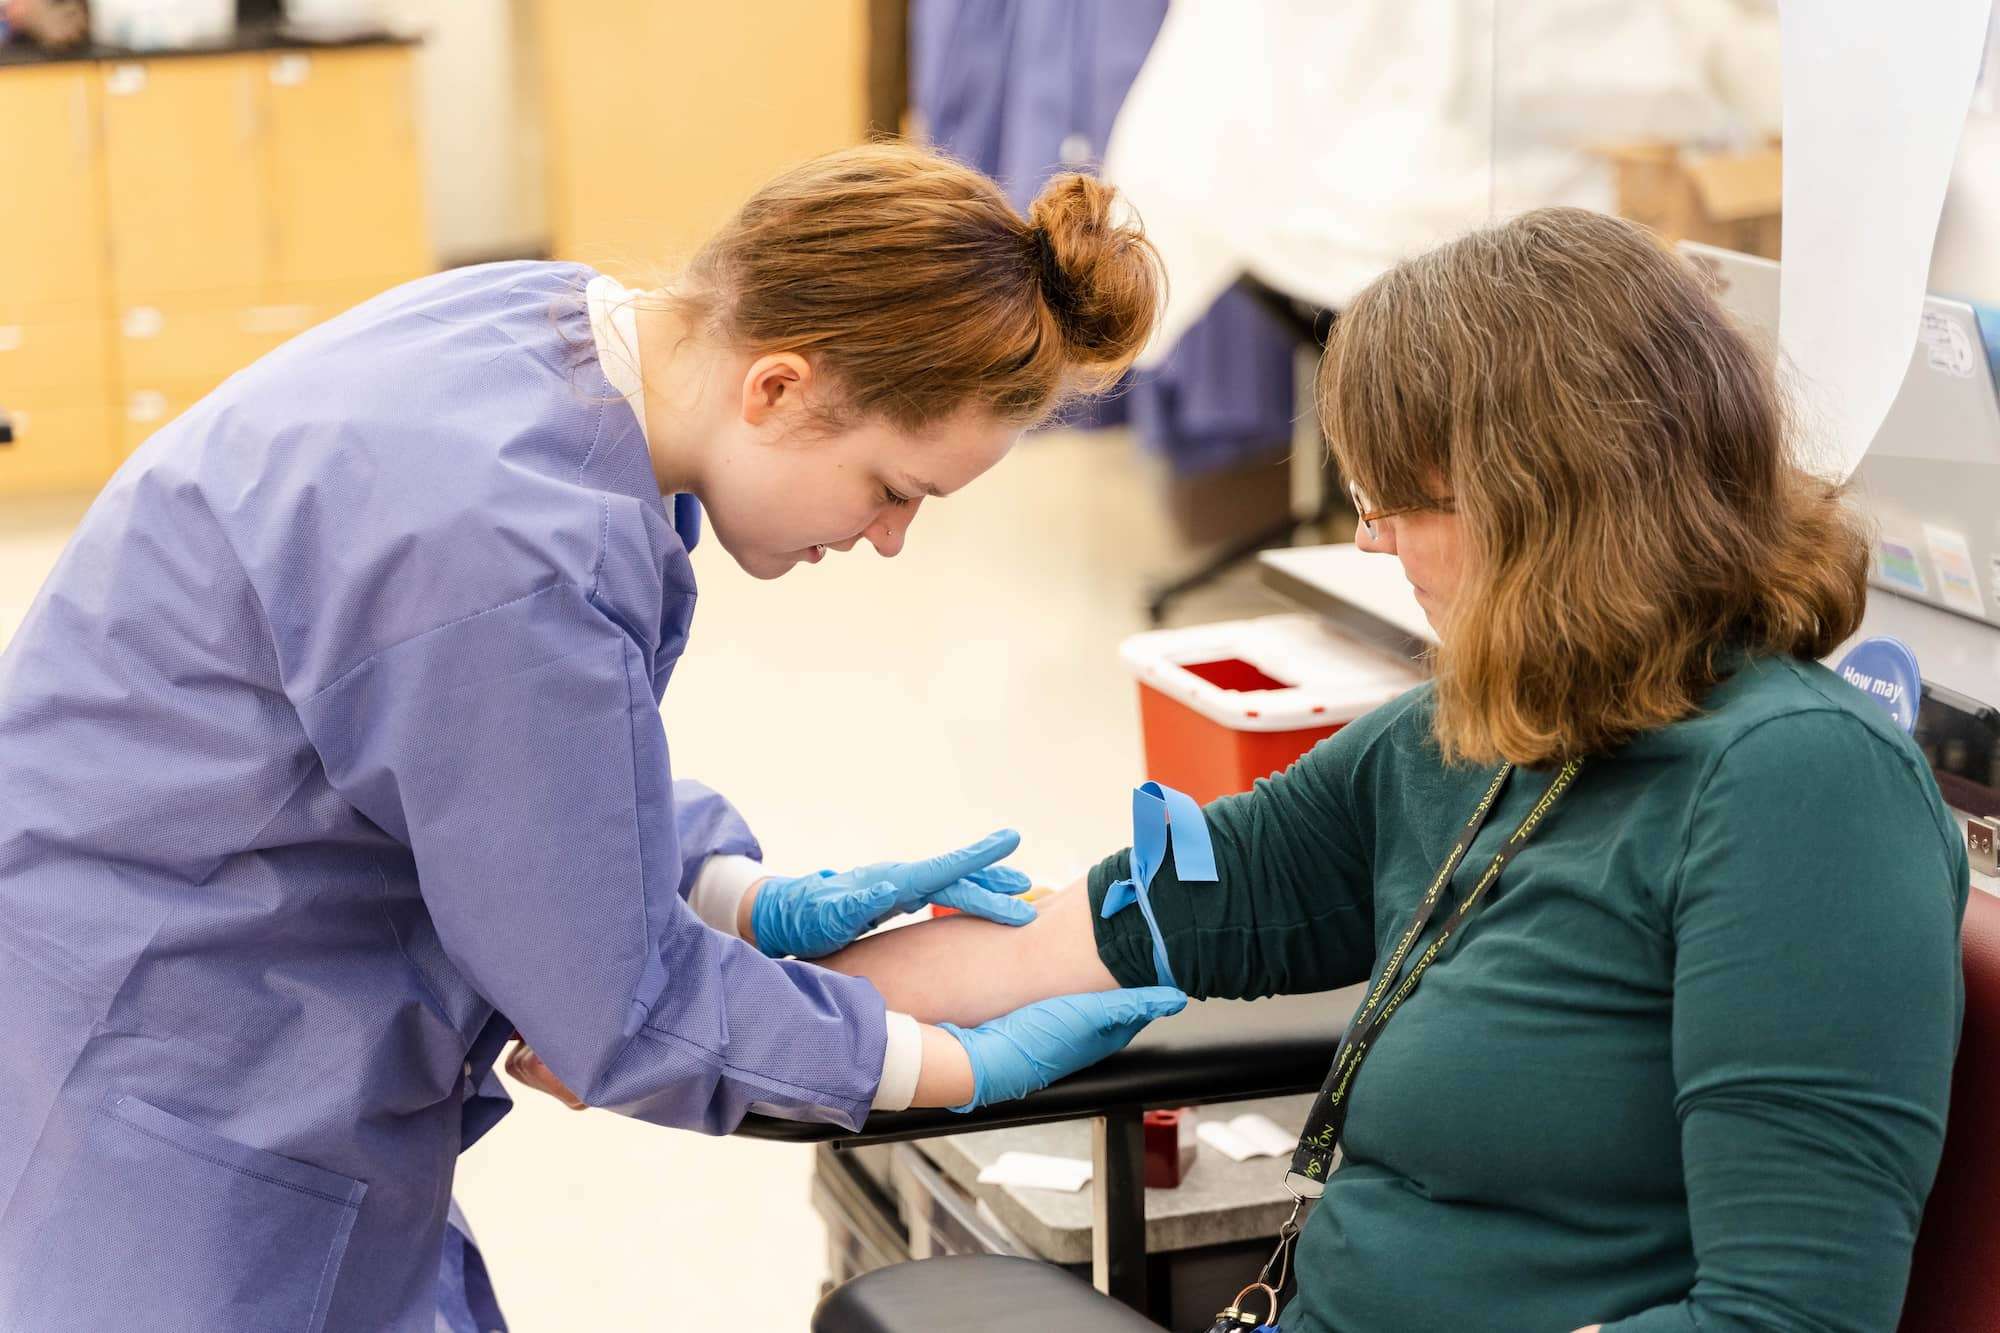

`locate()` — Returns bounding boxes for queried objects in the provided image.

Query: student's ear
[740,353,813,427]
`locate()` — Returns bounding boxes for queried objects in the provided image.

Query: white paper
[1778,0,1992,480]
[1198,1120,1260,1162]
[1232,1113,1300,1159]
[1197,1114,1299,1163]
[976,1151,1093,1193]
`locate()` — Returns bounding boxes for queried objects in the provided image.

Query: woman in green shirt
[517,207,1968,1331]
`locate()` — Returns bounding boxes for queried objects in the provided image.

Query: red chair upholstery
[1899,885,2000,1331]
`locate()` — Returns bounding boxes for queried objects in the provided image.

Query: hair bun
[1025,173,1166,374]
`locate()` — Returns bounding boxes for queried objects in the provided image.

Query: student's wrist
[913,1024,977,1109]
[735,878,770,944]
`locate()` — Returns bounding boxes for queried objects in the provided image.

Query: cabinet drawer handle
[238,67,260,148]
[121,308,164,340]
[71,77,93,162]
[241,305,313,335]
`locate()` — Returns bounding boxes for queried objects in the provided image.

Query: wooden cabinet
[0,314,112,404]
[116,386,195,463]
[0,42,430,497]
[263,47,429,292]
[102,46,430,462]
[533,0,870,264]
[0,64,117,496]
[113,301,314,388]
[2,403,114,492]
[98,55,267,305]
[0,65,107,317]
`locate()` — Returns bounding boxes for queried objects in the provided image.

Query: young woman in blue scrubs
[0,144,1182,1332]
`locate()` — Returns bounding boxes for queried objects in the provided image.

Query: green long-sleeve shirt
[1089,654,1966,1333]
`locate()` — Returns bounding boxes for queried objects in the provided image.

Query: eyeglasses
[1347,480,1454,539]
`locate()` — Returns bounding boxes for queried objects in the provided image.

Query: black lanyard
[1285,757,1583,1197]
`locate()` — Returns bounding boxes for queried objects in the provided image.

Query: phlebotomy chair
[1897,883,2000,1331]
[810,887,2000,1333]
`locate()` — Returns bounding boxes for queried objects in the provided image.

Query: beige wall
[397,0,547,264]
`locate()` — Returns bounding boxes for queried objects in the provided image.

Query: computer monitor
[1683,240,2000,632]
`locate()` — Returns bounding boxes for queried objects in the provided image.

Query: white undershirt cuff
[688,854,767,939]
[872,1011,923,1112]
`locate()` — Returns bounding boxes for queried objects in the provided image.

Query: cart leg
[1092,1107,1150,1313]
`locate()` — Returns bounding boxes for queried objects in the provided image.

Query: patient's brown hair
[671,142,1165,430]
[1319,207,1869,766]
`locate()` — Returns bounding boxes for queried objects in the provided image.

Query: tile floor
[0,430,1288,1329]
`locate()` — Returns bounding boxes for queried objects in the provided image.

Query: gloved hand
[939,987,1189,1112]
[748,828,1035,959]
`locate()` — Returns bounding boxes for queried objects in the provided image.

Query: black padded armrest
[737,990,1349,1146]
[814,1256,1164,1333]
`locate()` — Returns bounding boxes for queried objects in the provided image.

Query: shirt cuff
[871,1011,923,1111]
[688,854,767,938]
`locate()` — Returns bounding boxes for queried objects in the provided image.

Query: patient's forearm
[822,880,1120,1026]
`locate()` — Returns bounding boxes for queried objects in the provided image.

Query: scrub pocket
[11,1092,367,1332]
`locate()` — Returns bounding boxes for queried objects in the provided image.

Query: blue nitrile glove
[748,828,1035,959]
[939,987,1190,1111]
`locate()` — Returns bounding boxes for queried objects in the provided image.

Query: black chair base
[813,1255,1166,1333]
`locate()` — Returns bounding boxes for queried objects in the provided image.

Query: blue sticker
[1833,636,1923,734]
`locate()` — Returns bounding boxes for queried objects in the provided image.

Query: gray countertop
[0,22,416,68]
[915,1093,1325,1264]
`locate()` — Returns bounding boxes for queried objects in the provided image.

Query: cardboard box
[1595,141,1782,259]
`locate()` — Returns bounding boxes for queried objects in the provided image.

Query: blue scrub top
[0,262,890,1331]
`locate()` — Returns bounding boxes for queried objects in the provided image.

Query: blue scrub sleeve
[295,582,888,1132]
[669,779,762,901]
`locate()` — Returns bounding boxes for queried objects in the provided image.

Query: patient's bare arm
[817,878,1121,1026]
[508,884,1128,1112]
